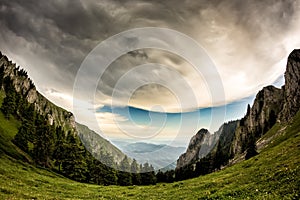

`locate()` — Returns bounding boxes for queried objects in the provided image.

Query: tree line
[0,64,156,186]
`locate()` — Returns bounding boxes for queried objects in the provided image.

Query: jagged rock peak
[279,49,300,122]
[176,129,210,169]
[188,129,209,150]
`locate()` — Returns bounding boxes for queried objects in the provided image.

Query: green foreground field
[0,100,299,199]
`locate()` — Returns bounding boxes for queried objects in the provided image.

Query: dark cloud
[0,0,299,112]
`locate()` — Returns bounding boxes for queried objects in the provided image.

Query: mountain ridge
[0,52,125,164]
[176,49,300,172]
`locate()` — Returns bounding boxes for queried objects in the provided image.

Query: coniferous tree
[61,132,87,182]
[32,117,56,167]
[118,156,132,186]
[245,135,258,160]
[13,125,29,152]
[140,162,156,185]
[53,126,66,172]
[131,159,141,185]
[1,77,17,118]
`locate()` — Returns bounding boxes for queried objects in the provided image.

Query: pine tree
[140,162,156,185]
[1,77,17,118]
[53,126,66,172]
[245,135,258,160]
[13,125,29,152]
[118,156,132,186]
[61,132,87,182]
[32,117,56,167]
[131,159,141,185]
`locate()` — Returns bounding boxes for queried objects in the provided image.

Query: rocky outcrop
[0,52,127,167]
[279,49,300,122]
[176,49,300,170]
[176,120,238,169]
[230,85,284,155]
[231,49,300,156]
[176,129,209,169]
[0,53,76,132]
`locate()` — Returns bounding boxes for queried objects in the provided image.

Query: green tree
[1,77,17,118]
[13,125,29,152]
[53,126,66,172]
[245,135,258,160]
[141,162,156,185]
[118,156,132,186]
[32,117,56,167]
[131,159,141,185]
[61,132,87,182]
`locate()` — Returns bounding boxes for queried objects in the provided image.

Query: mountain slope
[176,49,300,171]
[0,53,125,165]
[0,109,299,199]
[177,120,238,169]
[76,122,126,163]
[0,52,133,185]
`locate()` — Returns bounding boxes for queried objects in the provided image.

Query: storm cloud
[0,0,300,130]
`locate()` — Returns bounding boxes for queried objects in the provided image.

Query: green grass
[0,91,25,160]
[0,90,299,199]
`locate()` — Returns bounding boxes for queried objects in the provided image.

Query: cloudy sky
[0,0,300,147]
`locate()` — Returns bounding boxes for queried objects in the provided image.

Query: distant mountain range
[113,141,185,170]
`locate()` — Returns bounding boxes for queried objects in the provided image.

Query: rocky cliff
[176,120,238,169]
[230,85,284,155]
[177,49,300,170]
[231,50,300,157]
[0,52,126,164]
[0,53,75,131]
[279,49,300,122]
[177,129,209,169]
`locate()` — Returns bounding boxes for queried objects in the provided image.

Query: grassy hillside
[0,101,299,199]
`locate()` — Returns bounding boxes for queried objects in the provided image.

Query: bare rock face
[176,121,238,169]
[231,49,300,157]
[176,49,300,170]
[279,49,300,122]
[0,54,76,132]
[230,85,284,155]
[176,129,209,169]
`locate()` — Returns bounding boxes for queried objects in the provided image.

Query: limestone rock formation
[176,129,209,169]
[230,85,284,155]
[279,49,300,122]
[0,54,76,131]
[176,49,300,170]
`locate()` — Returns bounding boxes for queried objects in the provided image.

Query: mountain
[177,129,209,169]
[176,49,300,172]
[230,85,284,157]
[0,52,133,185]
[117,142,185,170]
[76,123,125,163]
[0,54,76,132]
[1,91,299,198]
[0,50,299,198]
[176,120,238,169]
[0,52,125,163]
[279,49,300,122]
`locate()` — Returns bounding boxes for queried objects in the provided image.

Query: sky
[0,0,300,147]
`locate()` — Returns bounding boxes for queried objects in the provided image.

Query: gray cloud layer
[0,0,300,112]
